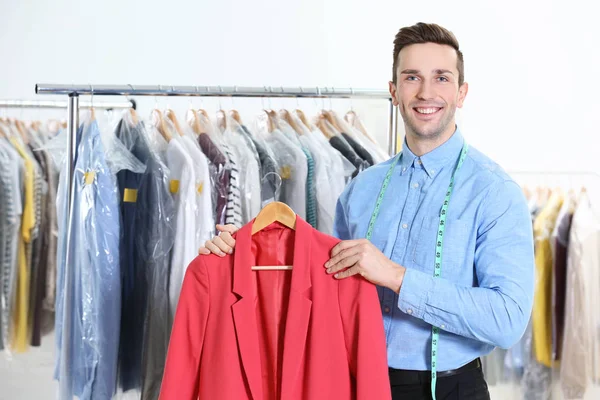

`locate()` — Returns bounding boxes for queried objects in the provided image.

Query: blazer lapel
[280,218,313,399]
[232,223,264,400]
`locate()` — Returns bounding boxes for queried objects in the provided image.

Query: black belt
[388,358,482,385]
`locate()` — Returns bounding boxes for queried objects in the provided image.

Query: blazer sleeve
[159,257,210,400]
[338,276,391,400]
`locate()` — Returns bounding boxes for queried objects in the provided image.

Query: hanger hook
[350,87,354,111]
[218,85,223,110]
[296,87,302,109]
[89,84,94,108]
[268,86,273,110]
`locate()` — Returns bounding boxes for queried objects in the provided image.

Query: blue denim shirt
[55,120,121,399]
[333,127,534,371]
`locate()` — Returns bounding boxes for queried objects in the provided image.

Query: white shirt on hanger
[180,135,215,249]
[164,137,197,316]
[299,134,336,234]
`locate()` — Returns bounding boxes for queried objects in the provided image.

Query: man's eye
[437,76,449,82]
[406,76,418,81]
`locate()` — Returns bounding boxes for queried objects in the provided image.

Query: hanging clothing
[8,135,36,353]
[264,130,307,219]
[221,142,243,227]
[329,135,369,178]
[225,127,261,224]
[160,218,391,400]
[551,192,575,361]
[54,120,122,400]
[560,191,600,399]
[131,129,176,400]
[299,133,336,234]
[164,137,197,317]
[180,135,214,248]
[341,132,374,166]
[532,191,563,367]
[197,133,230,226]
[240,125,279,205]
[0,138,23,351]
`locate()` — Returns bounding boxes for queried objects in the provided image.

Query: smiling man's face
[389,42,468,142]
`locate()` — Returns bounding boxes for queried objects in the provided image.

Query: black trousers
[389,365,490,400]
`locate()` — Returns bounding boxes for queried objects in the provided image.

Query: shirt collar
[400,126,465,178]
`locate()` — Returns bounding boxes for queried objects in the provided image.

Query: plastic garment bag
[52,111,145,400]
[148,116,198,320]
[290,114,342,235]
[54,116,122,400]
[222,118,262,224]
[254,113,308,220]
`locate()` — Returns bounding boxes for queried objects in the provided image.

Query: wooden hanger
[251,201,296,270]
[345,110,379,144]
[12,119,29,144]
[187,109,201,134]
[316,115,336,139]
[216,109,227,132]
[321,110,343,132]
[230,110,243,125]
[294,109,313,130]
[279,109,302,135]
[166,109,184,136]
[129,108,139,125]
[152,109,172,142]
[262,110,276,133]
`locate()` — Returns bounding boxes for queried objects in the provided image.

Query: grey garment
[521,318,552,400]
[240,125,279,204]
[0,139,23,351]
[138,136,176,400]
[221,143,243,227]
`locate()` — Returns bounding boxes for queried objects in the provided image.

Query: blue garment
[55,121,121,400]
[333,127,534,371]
[301,148,317,228]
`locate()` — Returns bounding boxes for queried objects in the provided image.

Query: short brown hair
[392,22,464,86]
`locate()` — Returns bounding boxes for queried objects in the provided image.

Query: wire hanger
[251,201,296,270]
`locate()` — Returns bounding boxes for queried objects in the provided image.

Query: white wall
[2,0,599,176]
[2,1,599,398]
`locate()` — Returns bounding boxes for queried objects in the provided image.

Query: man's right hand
[198,224,239,257]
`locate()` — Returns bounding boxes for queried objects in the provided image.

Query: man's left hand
[324,239,406,293]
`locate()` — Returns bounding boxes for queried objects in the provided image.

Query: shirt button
[402,167,407,172]
[407,309,413,315]
[417,159,422,165]
[402,223,408,229]
[413,183,419,188]
[431,170,435,174]
[384,306,391,313]
[441,324,446,329]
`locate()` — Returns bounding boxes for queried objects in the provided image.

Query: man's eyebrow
[400,69,420,75]
[400,69,455,75]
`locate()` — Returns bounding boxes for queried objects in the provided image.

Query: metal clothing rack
[0,99,134,109]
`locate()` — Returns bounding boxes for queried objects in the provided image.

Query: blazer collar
[233,217,312,298]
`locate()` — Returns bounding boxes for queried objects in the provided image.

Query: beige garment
[560,191,600,399]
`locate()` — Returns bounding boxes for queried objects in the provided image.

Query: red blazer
[159,218,391,400]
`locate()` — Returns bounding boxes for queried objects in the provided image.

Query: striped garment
[221,143,243,228]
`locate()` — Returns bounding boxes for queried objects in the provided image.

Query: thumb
[216,224,239,234]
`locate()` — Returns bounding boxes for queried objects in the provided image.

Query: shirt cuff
[397,268,435,318]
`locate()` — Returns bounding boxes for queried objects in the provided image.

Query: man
[199,22,534,400]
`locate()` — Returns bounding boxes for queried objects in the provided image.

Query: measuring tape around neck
[366,142,469,399]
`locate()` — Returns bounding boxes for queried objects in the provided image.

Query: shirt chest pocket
[412,216,470,275]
